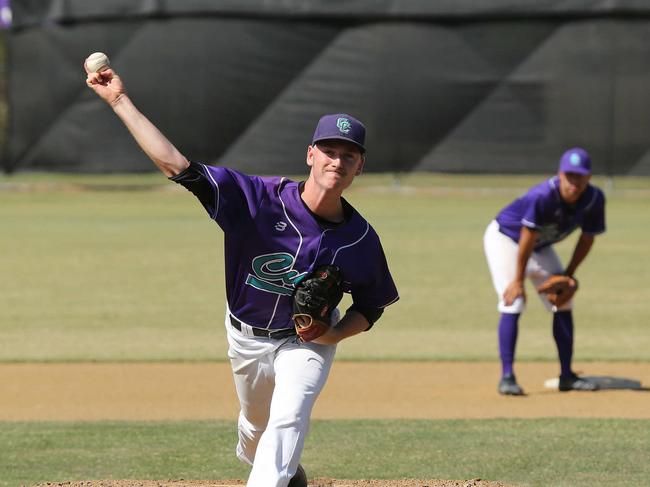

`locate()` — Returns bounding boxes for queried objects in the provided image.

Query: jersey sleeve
[581,187,606,235]
[349,233,399,310]
[169,161,266,233]
[520,193,548,231]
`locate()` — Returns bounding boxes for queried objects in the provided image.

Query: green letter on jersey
[245,253,306,296]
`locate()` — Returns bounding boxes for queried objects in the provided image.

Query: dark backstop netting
[5,1,650,175]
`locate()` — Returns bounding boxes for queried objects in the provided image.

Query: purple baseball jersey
[171,162,399,330]
[496,176,606,250]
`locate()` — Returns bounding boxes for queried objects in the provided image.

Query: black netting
[5,2,650,174]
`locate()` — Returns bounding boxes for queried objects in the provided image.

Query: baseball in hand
[85,52,110,73]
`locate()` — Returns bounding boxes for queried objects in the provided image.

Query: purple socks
[498,313,520,377]
[499,311,575,379]
[553,310,574,378]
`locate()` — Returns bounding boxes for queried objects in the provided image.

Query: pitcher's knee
[236,413,266,465]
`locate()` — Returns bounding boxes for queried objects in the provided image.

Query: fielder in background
[84,57,398,486]
[483,148,606,396]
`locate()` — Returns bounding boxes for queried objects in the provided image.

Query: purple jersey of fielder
[496,176,606,250]
[171,161,398,330]
[484,147,607,397]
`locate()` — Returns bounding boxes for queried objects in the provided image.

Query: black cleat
[288,464,308,487]
[559,373,599,391]
[498,374,524,396]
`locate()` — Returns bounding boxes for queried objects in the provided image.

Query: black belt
[229,314,296,340]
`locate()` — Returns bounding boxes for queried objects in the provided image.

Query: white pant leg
[225,310,337,487]
[483,220,569,313]
[484,220,526,313]
[246,340,336,487]
[225,313,280,466]
[526,245,572,312]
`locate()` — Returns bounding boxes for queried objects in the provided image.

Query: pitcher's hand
[84,59,125,106]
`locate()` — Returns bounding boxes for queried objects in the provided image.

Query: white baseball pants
[224,309,337,487]
[483,220,572,314]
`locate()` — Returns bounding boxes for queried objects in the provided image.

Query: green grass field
[2,419,650,487]
[2,173,650,487]
[1,173,649,362]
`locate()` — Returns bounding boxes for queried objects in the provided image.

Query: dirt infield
[3,361,649,421]
[9,361,648,487]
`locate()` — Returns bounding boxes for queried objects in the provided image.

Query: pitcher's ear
[306,145,315,167]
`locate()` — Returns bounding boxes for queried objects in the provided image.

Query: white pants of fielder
[483,220,573,313]
[225,309,337,487]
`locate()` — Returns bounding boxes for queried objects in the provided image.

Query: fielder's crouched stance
[85,58,398,487]
[483,148,605,396]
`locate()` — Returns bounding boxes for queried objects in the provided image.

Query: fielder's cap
[559,147,592,175]
[312,114,366,153]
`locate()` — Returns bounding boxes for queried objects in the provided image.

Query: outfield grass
[1,419,649,487]
[1,173,649,362]
[2,174,649,487]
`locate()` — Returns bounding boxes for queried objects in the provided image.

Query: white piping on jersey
[331,221,370,264]
[521,218,537,228]
[550,176,598,211]
[329,222,400,308]
[380,295,400,308]
[267,296,282,330]
[265,177,303,328]
[551,176,602,215]
[311,228,332,268]
[200,163,220,221]
[180,174,201,182]
[278,178,304,257]
[583,188,598,211]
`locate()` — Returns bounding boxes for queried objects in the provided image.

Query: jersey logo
[245,253,306,296]
[274,221,287,232]
[538,223,573,244]
[337,117,351,134]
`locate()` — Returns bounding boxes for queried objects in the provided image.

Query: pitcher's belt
[229,314,296,339]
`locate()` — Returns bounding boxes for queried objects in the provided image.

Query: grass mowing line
[2,172,649,190]
[2,419,649,487]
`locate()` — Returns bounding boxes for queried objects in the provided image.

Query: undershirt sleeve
[347,303,384,331]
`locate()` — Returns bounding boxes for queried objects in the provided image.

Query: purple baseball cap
[558,147,592,175]
[312,114,366,153]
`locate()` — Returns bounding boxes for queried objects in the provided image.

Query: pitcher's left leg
[246,340,336,487]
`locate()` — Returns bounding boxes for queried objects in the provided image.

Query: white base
[544,376,642,390]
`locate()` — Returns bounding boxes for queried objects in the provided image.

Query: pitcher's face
[307,140,365,192]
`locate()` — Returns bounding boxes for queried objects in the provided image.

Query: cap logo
[336,117,351,134]
[569,153,581,166]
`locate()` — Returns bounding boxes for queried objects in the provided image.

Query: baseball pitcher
[85,58,398,486]
[483,148,606,395]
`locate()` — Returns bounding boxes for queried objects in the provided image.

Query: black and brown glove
[292,265,344,342]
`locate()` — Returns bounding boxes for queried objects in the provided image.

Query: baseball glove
[537,274,579,308]
[292,265,344,342]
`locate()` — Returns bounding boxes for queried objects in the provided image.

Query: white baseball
[86,52,110,73]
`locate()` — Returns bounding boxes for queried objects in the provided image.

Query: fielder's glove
[537,274,579,308]
[292,265,344,342]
